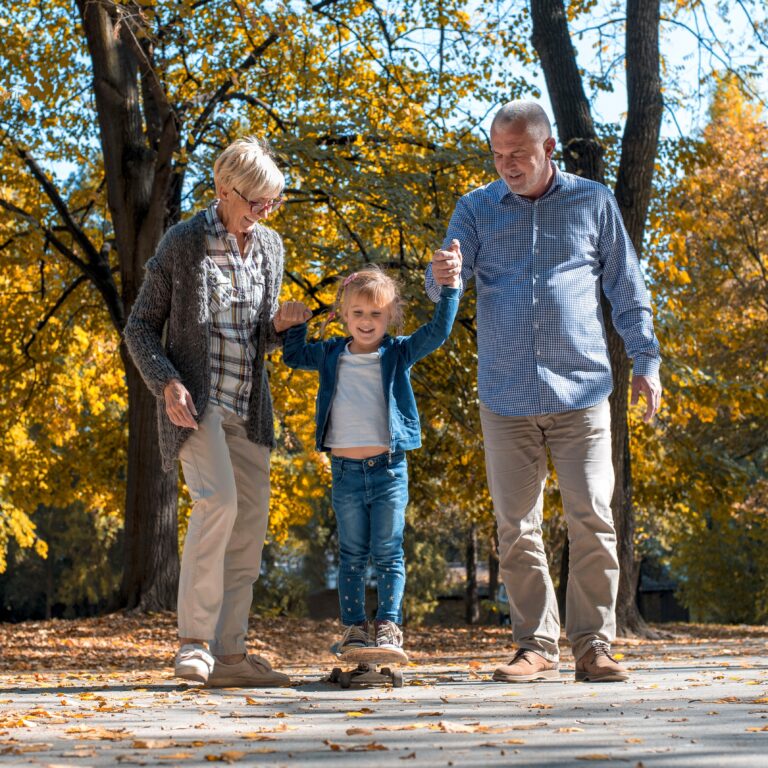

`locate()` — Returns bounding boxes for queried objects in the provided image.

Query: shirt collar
[205,200,253,242]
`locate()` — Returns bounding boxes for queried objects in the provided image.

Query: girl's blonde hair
[213,136,284,200]
[321,266,404,335]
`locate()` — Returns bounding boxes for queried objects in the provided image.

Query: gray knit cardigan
[123,211,284,471]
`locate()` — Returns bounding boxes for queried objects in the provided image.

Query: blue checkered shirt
[426,166,660,416]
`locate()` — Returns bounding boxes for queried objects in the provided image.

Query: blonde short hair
[213,137,284,199]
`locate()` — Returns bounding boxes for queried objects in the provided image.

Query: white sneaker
[174,643,214,684]
[373,620,409,663]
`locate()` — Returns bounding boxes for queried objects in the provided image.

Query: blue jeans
[331,451,408,625]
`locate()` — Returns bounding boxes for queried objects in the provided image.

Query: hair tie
[327,310,336,320]
[342,272,358,287]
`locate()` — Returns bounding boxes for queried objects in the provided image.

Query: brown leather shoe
[492,648,560,682]
[575,641,629,682]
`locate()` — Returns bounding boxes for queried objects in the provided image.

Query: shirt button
[536,350,541,356]
[533,322,539,329]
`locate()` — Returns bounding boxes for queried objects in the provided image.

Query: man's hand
[273,301,312,333]
[631,374,662,423]
[163,379,198,429]
[432,239,462,288]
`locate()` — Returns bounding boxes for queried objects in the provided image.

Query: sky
[473,1,767,141]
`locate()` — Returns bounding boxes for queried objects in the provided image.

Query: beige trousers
[480,400,618,663]
[177,404,271,656]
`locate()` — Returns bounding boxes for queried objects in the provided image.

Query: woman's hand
[163,379,199,429]
[273,301,312,333]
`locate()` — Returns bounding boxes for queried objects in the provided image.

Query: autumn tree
[527,0,768,633]
[637,78,768,622]
[0,0,519,611]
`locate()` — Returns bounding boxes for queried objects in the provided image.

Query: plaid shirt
[204,202,265,419]
[426,165,660,416]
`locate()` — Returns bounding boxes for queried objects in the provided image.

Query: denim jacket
[282,286,460,453]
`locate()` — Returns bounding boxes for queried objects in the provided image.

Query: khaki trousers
[177,404,270,656]
[480,400,618,663]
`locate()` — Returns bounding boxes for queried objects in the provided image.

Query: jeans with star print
[331,451,408,625]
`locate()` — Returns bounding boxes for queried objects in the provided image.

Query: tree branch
[22,274,90,359]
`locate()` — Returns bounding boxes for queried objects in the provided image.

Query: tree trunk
[611,0,664,635]
[121,352,180,610]
[556,532,569,621]
[530,0,663,636]
[77,0,181,610]
[465,523,480,625]
[488,528,499,623]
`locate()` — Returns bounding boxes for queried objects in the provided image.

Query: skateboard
[328,662,404,689]
[327,642,407,689]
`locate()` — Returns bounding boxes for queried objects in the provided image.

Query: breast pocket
[207,270,235,315]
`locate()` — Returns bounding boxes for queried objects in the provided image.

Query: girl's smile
[343,299,392,354]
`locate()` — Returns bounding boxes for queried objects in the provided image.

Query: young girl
[277,264,461,662]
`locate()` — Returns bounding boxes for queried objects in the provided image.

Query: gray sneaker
[334,623,371,660]
[174,643,214,684]
[372,620,409,663]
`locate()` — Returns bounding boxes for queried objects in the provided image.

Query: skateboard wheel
[329,667,341,683]
[381,667,391,676]
[392,670,404,688]
[339,671,352,689]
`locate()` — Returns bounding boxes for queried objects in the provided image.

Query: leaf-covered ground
[1,613,767,671]
[0,616,766,767]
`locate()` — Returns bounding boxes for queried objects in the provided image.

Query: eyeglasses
[232,187,284,214]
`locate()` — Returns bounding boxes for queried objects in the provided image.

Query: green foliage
[403,524,449,624]
[670,495,768,623]
[636,76,768,623]
[0,503,121,621]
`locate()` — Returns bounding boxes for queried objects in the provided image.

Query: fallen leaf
[347,742,388,752]
[576,755,612,761]
[132,739,175,749]
[204,751,246,763]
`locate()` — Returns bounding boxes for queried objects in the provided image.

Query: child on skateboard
[276,258,461,663]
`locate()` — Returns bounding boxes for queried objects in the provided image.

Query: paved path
[1,640,766,767]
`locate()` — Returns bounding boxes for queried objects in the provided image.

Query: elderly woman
[124,137,293,687]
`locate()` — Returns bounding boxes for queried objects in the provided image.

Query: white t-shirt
[324,345,390,449]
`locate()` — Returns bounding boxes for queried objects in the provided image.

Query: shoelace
[343,625,368,645]
[510,648,536,665]
[376,623,400,646]
[590,640,616,660]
